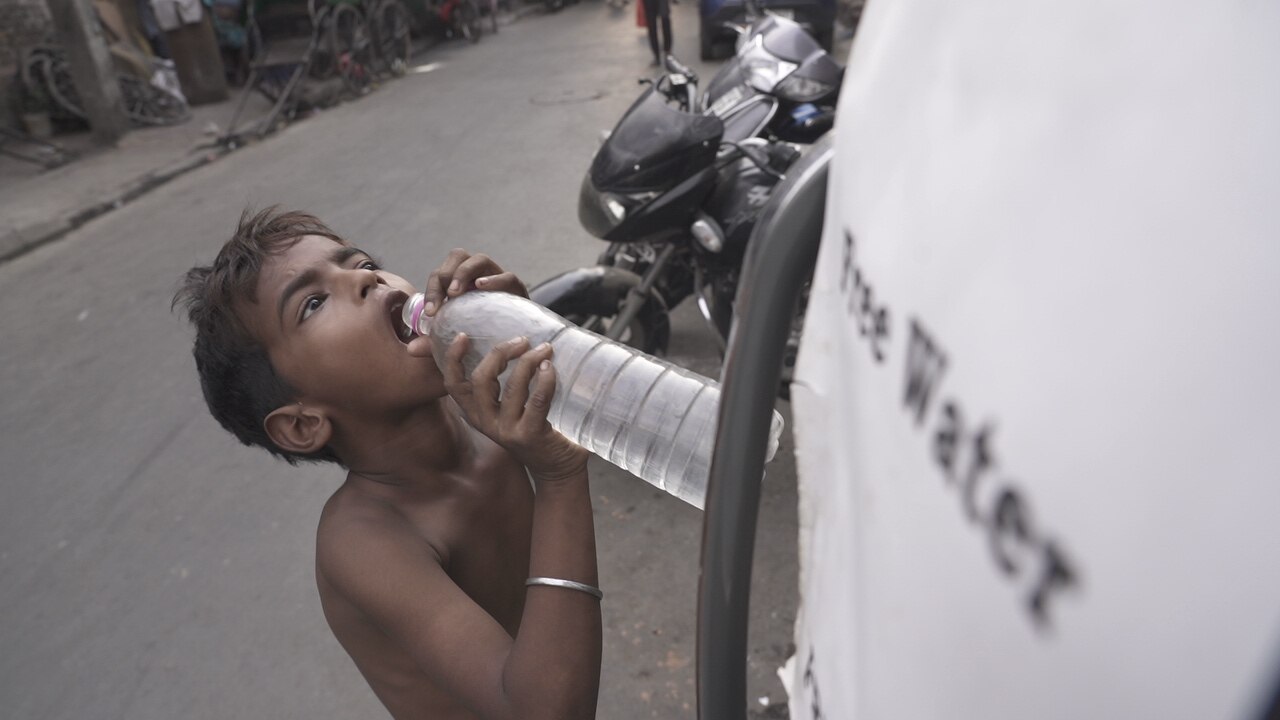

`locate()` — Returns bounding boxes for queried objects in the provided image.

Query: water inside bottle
[405,291,785,509]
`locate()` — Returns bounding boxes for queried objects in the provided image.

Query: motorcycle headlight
[776,74,835,103]
[604,196,628,223]
[613,191,658,219]
[579,176,661,238]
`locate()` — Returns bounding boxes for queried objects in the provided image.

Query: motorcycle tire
[699,22,716,61]
[531,269,672,356]
[564,312,661,355]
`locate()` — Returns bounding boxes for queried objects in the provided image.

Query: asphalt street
[0,3,800,718]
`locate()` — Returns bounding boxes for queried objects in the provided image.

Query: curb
[511,3,546,20]
[0,144,230,263]
[0,5,550,264]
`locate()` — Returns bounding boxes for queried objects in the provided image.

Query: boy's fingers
[471,337,528,408]
[423,248,471,316]
[440,333,481,412]
[422,271,446,316]
[499,343,552,426]
[405,333,433,359]
[519,356,558,431]
[445,330,476,386]
[474,271,529,298]
[473,336,528,381]
[447,254,501,297]
[422,250,527,317]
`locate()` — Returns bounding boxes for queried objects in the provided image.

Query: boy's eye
[301,295,326,321]
[358,260,380,271]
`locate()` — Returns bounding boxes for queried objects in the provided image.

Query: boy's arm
[321,336,600,720]
[502,442,601,720]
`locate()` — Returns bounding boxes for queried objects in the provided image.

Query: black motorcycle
[698,14,844,144]
[530,61,807,391]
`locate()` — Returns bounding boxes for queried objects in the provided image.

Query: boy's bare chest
[403,468,535,634]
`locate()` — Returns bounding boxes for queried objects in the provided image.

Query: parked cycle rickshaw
[221,0,412,142]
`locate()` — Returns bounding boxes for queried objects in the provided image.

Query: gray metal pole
[697,136,832,719]
[45,0,129,145]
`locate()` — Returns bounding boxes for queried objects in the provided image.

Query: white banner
[787,0,1280,718]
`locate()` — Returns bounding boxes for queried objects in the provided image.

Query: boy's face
[241,234,444,418]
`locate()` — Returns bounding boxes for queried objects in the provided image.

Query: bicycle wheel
[373,0,412,75]
[455,0,482,43]
[120,74,191,126]
[35,52,87,121]
[308,9,338,79]
[328,3,374,93]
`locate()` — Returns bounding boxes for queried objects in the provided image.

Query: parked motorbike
[698,13,844,144]
[530,61,808,393]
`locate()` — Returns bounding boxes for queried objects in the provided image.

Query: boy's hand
[422,249,529,318]
[443,333,588,483]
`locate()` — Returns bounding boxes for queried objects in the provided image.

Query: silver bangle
[525,576,604,600]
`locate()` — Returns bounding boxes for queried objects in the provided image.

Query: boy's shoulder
[316,481,447,584]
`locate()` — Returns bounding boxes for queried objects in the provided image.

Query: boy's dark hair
[173,206,345,466]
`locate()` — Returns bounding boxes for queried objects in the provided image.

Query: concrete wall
[1,0,55,128]
[1,0,53,71]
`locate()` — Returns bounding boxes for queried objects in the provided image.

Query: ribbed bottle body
[407,291,782,509]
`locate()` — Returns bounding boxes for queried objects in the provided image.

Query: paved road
[0,4,799,718]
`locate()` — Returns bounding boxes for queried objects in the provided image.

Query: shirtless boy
[175,208,602,720]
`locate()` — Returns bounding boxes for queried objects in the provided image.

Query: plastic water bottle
[402,291,784,509]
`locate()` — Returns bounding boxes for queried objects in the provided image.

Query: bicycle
[19,46,191,127]
[311,0,375,94]
[422,0,484,43]
[313,0,414,91]
[363,0,414,76]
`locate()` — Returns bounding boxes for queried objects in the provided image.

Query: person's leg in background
[644,0,671,65]
[659,10,672,57]
[644,0,660,64]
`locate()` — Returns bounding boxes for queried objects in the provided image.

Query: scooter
[530,60,808,392]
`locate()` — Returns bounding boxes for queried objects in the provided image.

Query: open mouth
[387,292,414,344]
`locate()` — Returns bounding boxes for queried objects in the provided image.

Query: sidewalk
[1,92,260,261]
[0,3,545,263]
[0,2,850,263]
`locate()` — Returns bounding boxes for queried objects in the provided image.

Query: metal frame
[220,0,325,145]
[0,127,74,169]
[697,134,832,719]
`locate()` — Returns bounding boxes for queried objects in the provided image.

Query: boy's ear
[264,404,333,456]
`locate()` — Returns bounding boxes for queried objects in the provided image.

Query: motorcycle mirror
[664,54,697,82]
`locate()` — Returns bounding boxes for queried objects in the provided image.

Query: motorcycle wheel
[565,312,658,354]
[532,274,675,353]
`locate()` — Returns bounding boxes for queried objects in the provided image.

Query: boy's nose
[355,268,381,299]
